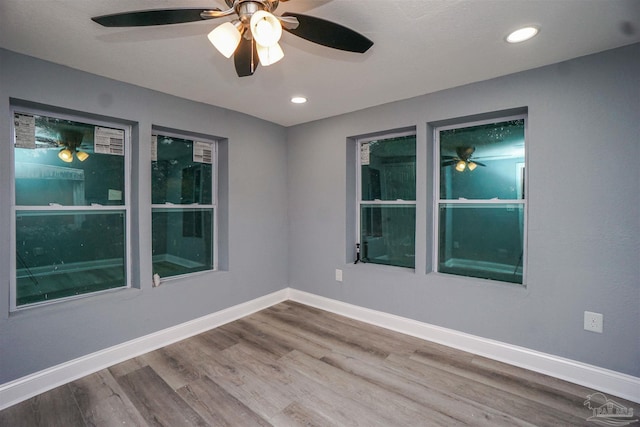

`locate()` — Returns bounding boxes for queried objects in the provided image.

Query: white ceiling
[1,0,639,127]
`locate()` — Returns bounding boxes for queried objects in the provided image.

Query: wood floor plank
[385,352,590,426]
[193,326,240,351]
[68,369,149,427]
[470,355,639,409]
[115,365,208,426]
[218,318,295,358]
[320,350,536,426]
[228,341,400,427]
[175,338,295,419]
[107,356,147,378]
[270,402,341,427]
[281,349,461,426]
[0,385,86,427]
[140,343,203,390]
[408,348,605,420]
[34,385,85,427]
[177,375,272,426]
[0,398,39,427]
[273,301,435,356]
[261,306,390,363]
[244,311,333,359]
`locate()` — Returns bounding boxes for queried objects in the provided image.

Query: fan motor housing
[225,0,279,12]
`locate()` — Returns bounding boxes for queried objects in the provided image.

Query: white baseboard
[288,289,640,404]
[0,288,290,411]
[2,287,638,411]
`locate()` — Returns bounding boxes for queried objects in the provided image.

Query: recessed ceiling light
[291,96,307,104]
[506,26,539,43]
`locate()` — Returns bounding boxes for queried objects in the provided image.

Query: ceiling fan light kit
[92,0,373,77]
[256,42,284,66]
[207,21,242,58]
[250,10,282,47]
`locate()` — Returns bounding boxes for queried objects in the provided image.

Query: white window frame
[151,129,218,280]
[356,129,417,267]
[433,113,527,284]
[10,105,132,311]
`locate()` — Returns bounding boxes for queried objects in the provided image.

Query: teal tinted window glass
[152,132,216,279]
[152,135,213,205]
[14,112,125,206]
[360,205,415,268]
[440,119,524,200]
[436,116,526,285]
[16,211,126,306]
[361,135,416,201]
[438,204,524,284]
[152,208,214,277]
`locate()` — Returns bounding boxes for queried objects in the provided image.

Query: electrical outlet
[584,311,603,333]
[335,269,343,282]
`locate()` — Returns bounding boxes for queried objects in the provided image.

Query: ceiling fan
[91,0,373,77]
[441,146,486,172]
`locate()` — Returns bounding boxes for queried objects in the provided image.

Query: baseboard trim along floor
[1,287,638,410]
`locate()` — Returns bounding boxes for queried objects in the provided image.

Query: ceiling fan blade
[234,37,259,77]
[92,8,220,27]
[441,155,456,160]
[473,161,487,167]
[281,13,373,53]
[441,160,457,166]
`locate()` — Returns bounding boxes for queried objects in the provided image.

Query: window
[12,107,129,309]
[357,131,416,268]
[435,115,526,284]
[151,130,217,279]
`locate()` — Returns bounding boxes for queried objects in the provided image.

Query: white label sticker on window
[151,135,158,162]
[14,113,36,149]
[94,126,125,155]
[360,142,370,165]
[193,141,213,164]
[108,189,122,201]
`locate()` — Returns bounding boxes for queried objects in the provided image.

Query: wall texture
[0,49,289,383]
[287,43,640,377]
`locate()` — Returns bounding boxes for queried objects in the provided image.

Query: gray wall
[287,43,640,376]
[1,43,638,385]
[0,49,289,383]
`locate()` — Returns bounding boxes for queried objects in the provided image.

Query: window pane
[152,135,213,205]
[152,208,213,278]
[361,135,416,201]
[440,119,524,200]
[438,204,524,283]
[15,210,126,306]
[14,113,125,206]
[360,205,415,268]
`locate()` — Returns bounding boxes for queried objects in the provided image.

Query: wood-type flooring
[1,301,638,426]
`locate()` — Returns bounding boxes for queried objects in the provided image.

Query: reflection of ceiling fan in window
[31,118,93,163]
[441,146,485,172]
[57,130,90,163]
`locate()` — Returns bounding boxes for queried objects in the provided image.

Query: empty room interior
[0,0,639,425]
